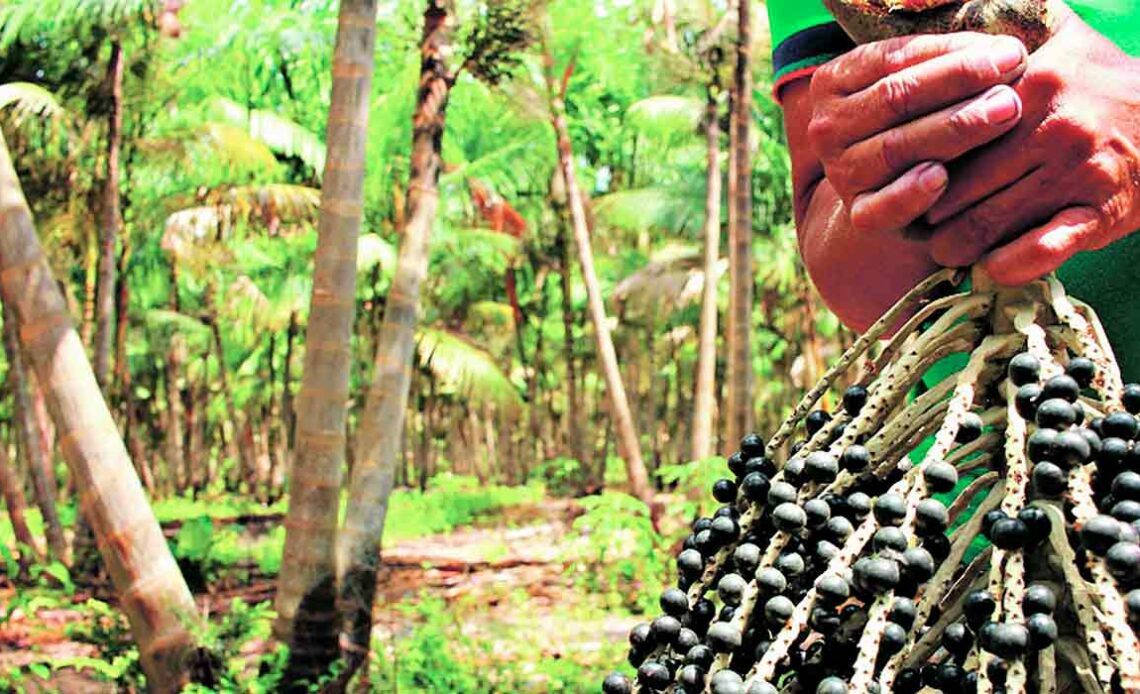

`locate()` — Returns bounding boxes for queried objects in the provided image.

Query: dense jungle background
[0,0,854,690]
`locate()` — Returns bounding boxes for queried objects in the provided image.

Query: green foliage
[658,456,730,525]
[370,596,483,692]
[569,492,668,614]
[66,598,146,689]
[532,456,589,496]
[384,474,544,543]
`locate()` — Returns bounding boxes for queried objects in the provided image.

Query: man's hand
[807,32,1029,235]
[923,11,1140,285]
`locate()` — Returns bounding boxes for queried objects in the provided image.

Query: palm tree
[2,303,67,561]
[725,0,755,448]
[0,438,39,570]
[272,0,379,684]
[0,132,202,691]
[691,68,723,462]
[338,0,457,673]
[545,54,654,510]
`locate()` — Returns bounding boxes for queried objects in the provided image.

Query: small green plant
[66,598,145,689]
[570,492,669,614]
[369,596,482,692]
[533,456,589,497]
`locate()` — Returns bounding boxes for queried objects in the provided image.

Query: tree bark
[725,0,754,449]
[273,0,379,684]
[556,215,586,464]
[94,41,124,392]
[337,0,453,675]
[547,65,653,509]
[0,132,201,692]
[2,304,67,562]
[691,80,722,462]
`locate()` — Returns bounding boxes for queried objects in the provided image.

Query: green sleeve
[767,0,837,48]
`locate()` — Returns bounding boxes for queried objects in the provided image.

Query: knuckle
[1043,113,1097,164]
[877,127,910,175]
[806,114,837,152]
[810,63,837,97]
[875,73,920,120]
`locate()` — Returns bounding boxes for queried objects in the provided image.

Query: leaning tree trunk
[274,0,378,685]
[0,134,201,692]
[2,303,67,562]
[725,0,755,449]
[691,79,722,463]
[549,68,653,509]
[337,0,453,676]
[94,40,124,392]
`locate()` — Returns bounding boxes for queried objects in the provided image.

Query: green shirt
[767,1,1140,381]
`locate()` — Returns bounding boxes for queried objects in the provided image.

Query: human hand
[924,10,1140,285]
[807,32,1029,235]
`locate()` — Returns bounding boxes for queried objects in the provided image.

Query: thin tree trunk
[209,319,248,489]
[725,1,754,448]
[94,41,124,391]
[0,440,39,569]
[691,80,721,462]
[548,63,653,510]
[0,132,201,692]
[274,0,378,684]
[556,217,585,464]
[3,304,66,561]
[338,0,453,675]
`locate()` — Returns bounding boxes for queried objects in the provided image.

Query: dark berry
[677,664,704,691]
[711,515,739,541]
[816,573,850,606]
[661,588,689,617]
[853,557,900,594]
[603,672,633,694]
[879,622,908,655]
[988,518,1030,550]
[942,622,973,658]
[773,503,807,533]
[1112,500,1140,522]
[902,547,936,583]
[756,567,787,595]
[804,498,832,528]
[889,597,917,630]
[637,661,672,691]
[844,385,869,415]
[1033,462,1068,497]
[924,533,952,562]
[718,573,748,606]
[923,461,959,494]
[1055,430,1092,467]
[1017,507,1051,545]
[987,623,1030,659]
[874,526,908,553]
[805,452,840,483]
[1125,384,1140,415]
[816,540,840,563]
[1036,398,1078,429]
[1066,357,1096,388]
[1042,374,1080,403]
[1081,515,1124,555]
[1016,383,1043,419]
[712,479,738,503]
[768,482,798,507]
[693,517,713,533]
[957,413,984,443]
[1009,353,1040,386]
[784,457,806,485]
[686,643,714,668]
[839,444,870,472]
[740,433,765,458]
[1100,437,1131,472]
[1104,412,1140,441]
[1024,583,1057,615]
[827,516,855,542]
[677,627,700,651]
[691,599,715,629]
[963,590,996,629]
[873,493,907,526]
[916,498,949,536]
[651,615,682,646]
[1027,613,1058,650]
[847,492,872,518]
[1106,541,1140,581]
[764,595,795,627]
[727,452,745,477]
[734,543,761,574]
[707,622,742,652]
[741,472,771,502]
[744,456,775,477]
[1028,429,1058,463]
[776,552,805,577]
[806,410,831,437]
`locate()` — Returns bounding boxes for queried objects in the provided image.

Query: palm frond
[196,123,281,172]
[0,82,68,126]
[613,243,727,317]
[416,327,523,411]
[626,95,703,141]
[210,97,326,178]
[206,183,321,222]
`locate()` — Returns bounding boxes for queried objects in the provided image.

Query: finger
[849,162,949,234]
[928,169,1060,267]
[980,207,1102,285]
[836,85,1022,195]
[815,41,1026,150]
[812,33,1026,96]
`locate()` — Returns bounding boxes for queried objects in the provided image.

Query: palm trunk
[548,68,653,509]
[0,133,200,692]
[274,0,379,684]
[3,304,67,561]
[725,1,754,448]
[94,41,124,391]
[691,81,721,461]
[337,0,453,674]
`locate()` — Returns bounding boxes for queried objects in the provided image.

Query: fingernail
[916,163,948,194]
[976,86,1021,124]
[990,38,1026,75]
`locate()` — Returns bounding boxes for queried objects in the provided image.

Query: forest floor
[0,496,642,691]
